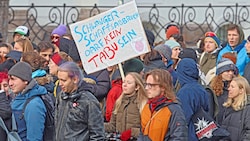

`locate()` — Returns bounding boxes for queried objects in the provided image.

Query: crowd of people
[0,23,250,141]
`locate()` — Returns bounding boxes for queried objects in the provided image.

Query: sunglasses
[51,36,60,40]
[205,32,216,37]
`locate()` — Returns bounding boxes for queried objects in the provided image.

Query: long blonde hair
[113,72,147,114]
[223,77,250,111]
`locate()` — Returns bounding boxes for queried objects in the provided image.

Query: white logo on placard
[194,117,218,139]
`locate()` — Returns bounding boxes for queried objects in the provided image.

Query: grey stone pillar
[0,0,9,43]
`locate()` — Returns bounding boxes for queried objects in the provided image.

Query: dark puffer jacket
[55,82,105,141]
[221,96,250,141]
[0,91,12,141]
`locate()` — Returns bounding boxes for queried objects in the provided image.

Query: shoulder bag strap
[0,116,9,133]
[19,96,37,119]
[144,109,162,130]
[12,114,18,131]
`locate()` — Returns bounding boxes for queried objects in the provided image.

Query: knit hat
[216,58,237,75]
[178,48,198,63]
[145,29,155,47]
[205,32,220,47]
[14,26,30,36]
[8,62,32,82]
[154,44,172,61]
[51,25,67,36]
[166,26,179,39]
[123,58,143,75]
[164,40,181,49]
[222,52,237,64]
[51,52,67,66]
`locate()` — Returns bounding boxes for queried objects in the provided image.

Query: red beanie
[51,53,65,66]
[166,26,180,39]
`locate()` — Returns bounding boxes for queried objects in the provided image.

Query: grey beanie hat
[154,44,172,62]
[216,58,236,75]
[8,62,32,82]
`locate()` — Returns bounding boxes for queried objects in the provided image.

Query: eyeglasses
[144,83,160,89]
[205,32,216,37]
[51,36,60,40]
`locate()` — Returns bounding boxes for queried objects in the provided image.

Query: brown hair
[58,51,73,62]
[0,42,13,52]
[227,24,244,45]
[37,41,55,53]
[145,69,177,102]
[22,51,47,71]
[15,36,33,53]
[143,49,161,65]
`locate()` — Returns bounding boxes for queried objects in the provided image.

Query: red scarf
[148,95,171,113]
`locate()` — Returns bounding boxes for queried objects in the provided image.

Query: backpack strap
[0,117,9,133]
[19,95,39,120]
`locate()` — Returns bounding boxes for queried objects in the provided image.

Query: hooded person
[58,38,81,64]
[154,44,177,86]
[8,62,47,141]
[176,58,209,141]
[217,24,250,75]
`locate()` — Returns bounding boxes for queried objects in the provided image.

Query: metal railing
[8,3,250,46]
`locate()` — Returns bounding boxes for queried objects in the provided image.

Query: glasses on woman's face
[205,32,216,37]
[51,35,60,40]
[144,83,160,89]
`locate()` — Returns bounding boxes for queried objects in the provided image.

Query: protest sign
[70,0,150,74]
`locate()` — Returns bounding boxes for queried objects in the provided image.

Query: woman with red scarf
[138,69,188,141]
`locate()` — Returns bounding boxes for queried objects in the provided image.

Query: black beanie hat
[123,58,143,75]
[8,62,32,82]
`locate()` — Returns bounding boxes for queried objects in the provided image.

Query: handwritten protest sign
[70,1,150,74]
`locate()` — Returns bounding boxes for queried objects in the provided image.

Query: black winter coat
[221,96,250,141]
[55,83,105,141]
[0,91,12,141]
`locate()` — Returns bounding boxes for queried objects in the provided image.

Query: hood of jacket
[144,59,167,73]
[177,58,199,87]
[12,79,47,109]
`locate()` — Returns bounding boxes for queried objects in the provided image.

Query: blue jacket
[11,79,47,141]
[217,40,249,75]
[176,58,209,141]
